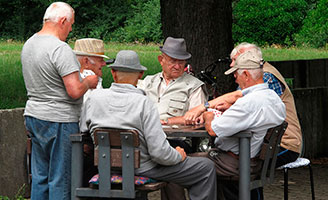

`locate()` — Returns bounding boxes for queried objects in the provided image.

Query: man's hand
[175,146,187,161]
[203,111,216,136]
[83,75,98,89]
[184,104,205,124]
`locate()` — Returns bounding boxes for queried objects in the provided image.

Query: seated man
[185,43,302,168]
[80,50,217,200]
[230,42,302,167]
[192,49,286,199]
[74,38,108,99]
[73,38,108,186]
[137,36,208,199]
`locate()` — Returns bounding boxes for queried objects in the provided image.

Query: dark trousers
[275,146,299,168]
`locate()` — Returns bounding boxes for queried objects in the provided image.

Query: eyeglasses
[162,55,186,66]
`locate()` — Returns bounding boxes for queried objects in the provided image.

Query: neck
[38,22,61,40]
[162,73,173,85]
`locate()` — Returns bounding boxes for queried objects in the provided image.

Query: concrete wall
[0,108,29,198]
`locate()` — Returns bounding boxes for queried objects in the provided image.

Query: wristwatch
[204,101,210,111]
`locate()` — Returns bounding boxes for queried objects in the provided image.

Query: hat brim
[109,64,147,72]
[160,47,191,60]
[224,67,238,75]
[73,50,109,59]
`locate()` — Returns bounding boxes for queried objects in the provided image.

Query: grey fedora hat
[160,37,191,60]
[109,50,147,72]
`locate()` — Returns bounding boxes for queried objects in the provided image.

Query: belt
[227,151,239,159]
[227,151,258,161]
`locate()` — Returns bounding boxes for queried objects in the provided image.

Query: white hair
[77,56,96,65]
[43,2,74,24]
[230,42,263,59]
[237,68,263,80]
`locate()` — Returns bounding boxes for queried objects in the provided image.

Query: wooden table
[163,124,253,200]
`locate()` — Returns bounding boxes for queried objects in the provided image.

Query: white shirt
[211,83,286,158]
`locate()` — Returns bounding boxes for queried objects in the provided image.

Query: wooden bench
[70,128,166,200]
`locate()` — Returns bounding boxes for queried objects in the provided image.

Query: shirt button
[173,109,177,113]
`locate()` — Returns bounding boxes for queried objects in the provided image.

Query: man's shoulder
[180,73,204,84]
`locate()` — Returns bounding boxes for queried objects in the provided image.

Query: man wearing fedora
[80,50,217,200]
[137,36,208,200]
[21,2,98,199]
[138,36,207,126]
[74,38,109,101]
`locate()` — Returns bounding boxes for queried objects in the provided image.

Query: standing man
[21,2,98,200]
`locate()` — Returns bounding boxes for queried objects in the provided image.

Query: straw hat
[73,38,109,59]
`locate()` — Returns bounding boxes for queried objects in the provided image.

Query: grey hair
[43,2,74,24]
[237,68,263,80]
[230,42,263,59]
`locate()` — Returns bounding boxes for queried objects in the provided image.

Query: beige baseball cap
[224,49,264,75]
[73,38,109,59]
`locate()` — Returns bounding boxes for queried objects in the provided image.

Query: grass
[1,40,328,109]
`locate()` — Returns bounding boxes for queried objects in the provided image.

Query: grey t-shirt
[21,34,82,122]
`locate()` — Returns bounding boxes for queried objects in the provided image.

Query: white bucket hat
[73,38,109,59]
[109,50,147,72]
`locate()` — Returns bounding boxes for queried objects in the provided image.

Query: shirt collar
[241,83,269,96]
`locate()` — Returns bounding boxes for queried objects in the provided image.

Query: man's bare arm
[62,71,98,99]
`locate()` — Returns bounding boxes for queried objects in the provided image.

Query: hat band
[85,51,105,55]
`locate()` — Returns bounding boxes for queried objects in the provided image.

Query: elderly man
[138,36,207,126]
[73,38,108,100]
[193,49,286,199]
[80,50,217,200]
[186,43,302,168]
[230,43,302,167]
[21,2,98,200]
[137,36,208,199]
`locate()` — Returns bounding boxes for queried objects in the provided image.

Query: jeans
[25,116,79,200]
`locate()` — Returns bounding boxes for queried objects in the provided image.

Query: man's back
[22,34,81,122]
[80,83,182,173]
[211,83,286,158]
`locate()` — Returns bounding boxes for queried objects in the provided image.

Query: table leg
[239,137,250,200]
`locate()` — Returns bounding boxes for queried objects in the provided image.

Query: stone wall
[0,108,29,198]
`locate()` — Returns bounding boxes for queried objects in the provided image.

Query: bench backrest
[250,121,288,189]
[92,128,140,198]
[93,128,140,168]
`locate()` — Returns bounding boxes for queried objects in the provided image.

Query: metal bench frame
[70,128,166,200]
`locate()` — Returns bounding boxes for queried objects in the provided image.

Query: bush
[110,0,162,43]
[232,0,308,46]
[295,0,328,48]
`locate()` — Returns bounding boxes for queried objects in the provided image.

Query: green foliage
[294,0,328,48]
[67,0,133,41]
[232,0,308,46]
[110,0,163,43]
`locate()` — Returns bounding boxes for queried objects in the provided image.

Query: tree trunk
[160,0,235,97]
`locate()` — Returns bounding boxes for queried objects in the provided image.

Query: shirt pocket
[167,96,188,117]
